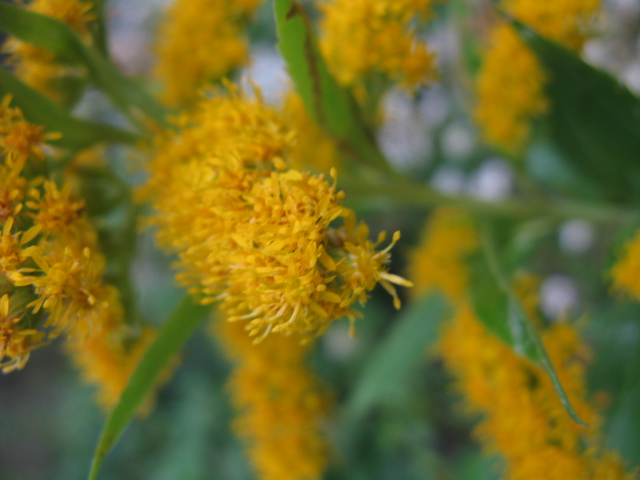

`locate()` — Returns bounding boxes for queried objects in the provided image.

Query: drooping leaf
[512,19,640,203]
[471,222,586,425]
[0,67,138,149]
[273,0,391,172]
[87,296,211,480]
[343,293,448,421]
[585,303,640,465]
[0,2,170,126]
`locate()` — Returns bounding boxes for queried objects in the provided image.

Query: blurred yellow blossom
[153,0,262,107]
[475,0,600,153]
[318,0,439,93]
[217,319,329,480]
[407,205,633,478]
[440,304,634,480]
[611,229,640,300]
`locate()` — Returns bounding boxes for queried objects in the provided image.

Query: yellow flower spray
[474,0,600,153]
[153,0,263,107]
[140,85,410,340]
[0,97,164,410]
[408,208,634,479]
[140,85,411,478]
[318,0,440,92]
[611,229,640,300]
[216,319,330,480]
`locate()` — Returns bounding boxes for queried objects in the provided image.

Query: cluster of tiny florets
[216,319,330,480]
[153,0,262,106]
[318,0,440,93]
[141,87,410,340]
[0,97,163,410]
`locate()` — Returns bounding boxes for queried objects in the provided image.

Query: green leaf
[273,0,391,173]
[343,293,449,421]
[472,222,586,425]
[511,20,640,203]
[0,2,170,126]
[0,67,138,149]
[87,296,211,480]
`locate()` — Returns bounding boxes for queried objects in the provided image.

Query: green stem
[341,172,638,224]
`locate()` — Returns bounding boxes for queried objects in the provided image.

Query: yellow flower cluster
[0,96,105,370]
[318,0,439,92]
[441,305,633,480]
[217,319,329,480]
[611,229,640,300]
[408,208,633,480]
[475,0,600,153]
[153,0,262,107]
[141,86,410,340]
[0,97,163,410]
[2,0,95,101]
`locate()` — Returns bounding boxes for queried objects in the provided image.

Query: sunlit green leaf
[87,296,211,480]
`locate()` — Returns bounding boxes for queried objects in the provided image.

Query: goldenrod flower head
[474,24,548,153]
[2,0,94,101]
[0,98,128,377]
[474,0,600,153]
[0,293,46,373]
[318,0,439,91]
[407,208,478,301]
[26,181,86,234]
[0,217,40,280]
[440,304,634,480]
[333,217,412,312]
[18,244,107,337]
[611,228,640,300]
[142,86,409,340]
[217,319,329,480]
[153,0,262,107]
[0,99,163,409]
[0,167,28,221]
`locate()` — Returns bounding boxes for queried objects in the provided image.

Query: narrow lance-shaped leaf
[511,18,640,203]
[87,297,211,480]
[0,2,171,126]
[0,67,138,149]
[273,0,391,173]
[343,293,449,421]
[472,222,586,425]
